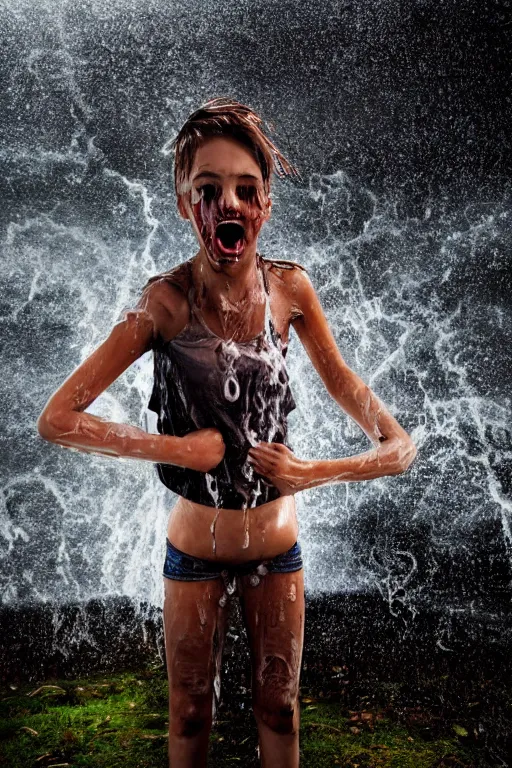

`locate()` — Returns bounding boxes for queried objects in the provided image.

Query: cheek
[245,202,270,230]
[191,200,202,221]
[192,199,216,230]
[243,193,270,224]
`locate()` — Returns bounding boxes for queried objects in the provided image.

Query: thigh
[239,569,305,700]
[163,577,228,696]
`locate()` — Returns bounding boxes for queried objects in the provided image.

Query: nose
[218,182,241,215]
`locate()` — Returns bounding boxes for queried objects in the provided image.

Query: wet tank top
[145,255,300,510]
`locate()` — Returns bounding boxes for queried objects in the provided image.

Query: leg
[240,568,305,768]
[163,576,228,768]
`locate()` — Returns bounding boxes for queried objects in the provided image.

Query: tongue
[215,237,244,257]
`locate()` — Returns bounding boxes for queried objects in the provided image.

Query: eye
[198,184,217,203]
[236,185,257,202]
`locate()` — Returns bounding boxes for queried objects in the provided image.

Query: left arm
[247,267,417,494]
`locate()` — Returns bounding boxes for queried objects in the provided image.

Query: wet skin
[37,136,417,768]
[164,567,304,768]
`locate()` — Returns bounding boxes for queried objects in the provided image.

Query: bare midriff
[166,494,299,564]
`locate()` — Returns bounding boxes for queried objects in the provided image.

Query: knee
[168,636,214,738]
[170,692,212,738]
[255,700,297,735]
[253,656,299,736]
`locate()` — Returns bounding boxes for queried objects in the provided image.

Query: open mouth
[214,221,245,257]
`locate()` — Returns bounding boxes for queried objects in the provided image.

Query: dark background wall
[1,2,511,750]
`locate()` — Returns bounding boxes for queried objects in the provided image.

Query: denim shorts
[163,538,303,582]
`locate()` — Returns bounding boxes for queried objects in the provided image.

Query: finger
[252,465,272,480]
[247,456,272,473]
[247,455,272,474]
[249,443,280,457]
[249,456,278,472]
[265,441,287,451]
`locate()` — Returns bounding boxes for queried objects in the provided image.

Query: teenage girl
[38,98,417,768]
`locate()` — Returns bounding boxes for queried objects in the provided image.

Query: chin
[205,236,258,270]
[208,249,253,271]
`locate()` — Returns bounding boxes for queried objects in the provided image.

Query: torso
[150,254,305,563]
[167,494,299,564]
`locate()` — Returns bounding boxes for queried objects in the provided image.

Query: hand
[180,428,226,472]
[247,442,311,496]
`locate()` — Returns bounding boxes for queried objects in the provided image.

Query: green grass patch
[0,668,495,767]
[299,699,481,767]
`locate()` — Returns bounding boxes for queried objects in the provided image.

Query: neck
[193,248,263,307]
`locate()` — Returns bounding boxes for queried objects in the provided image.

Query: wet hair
[165,97,299,198]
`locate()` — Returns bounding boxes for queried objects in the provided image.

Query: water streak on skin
[197,601,207,630]
[210,508,221,555]
[242,503,250,549]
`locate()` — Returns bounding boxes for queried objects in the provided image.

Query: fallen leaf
[349,726,361,735]
[97,715,112,728]
[452,724,468,737]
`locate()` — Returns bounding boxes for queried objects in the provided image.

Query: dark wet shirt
[145,256,299,509]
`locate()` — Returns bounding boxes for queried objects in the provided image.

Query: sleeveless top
[145,255,302,510]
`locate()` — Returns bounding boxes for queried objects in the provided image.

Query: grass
[0,666,498,767]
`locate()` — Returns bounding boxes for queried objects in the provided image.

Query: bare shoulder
[263,257,311,322]
[140,259,191,299]
[137,260,192,341]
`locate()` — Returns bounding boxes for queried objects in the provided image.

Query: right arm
[36,281,225,472]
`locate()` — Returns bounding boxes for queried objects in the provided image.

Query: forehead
[190,136,263,182]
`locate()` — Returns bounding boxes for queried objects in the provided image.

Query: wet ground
[1,594,511,765]
[0,665,502,767]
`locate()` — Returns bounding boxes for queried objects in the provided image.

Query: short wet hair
[166,97,299,197]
